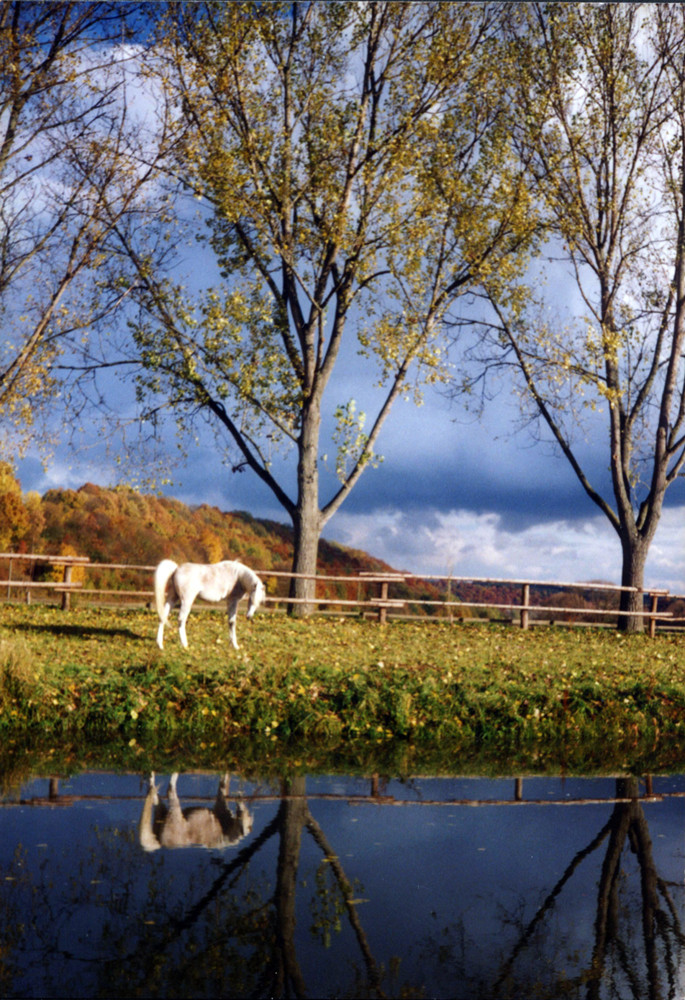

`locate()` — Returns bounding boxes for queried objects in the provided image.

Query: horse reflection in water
[138,772,253,852]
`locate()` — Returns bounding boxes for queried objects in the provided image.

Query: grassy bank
[1,604,685,773]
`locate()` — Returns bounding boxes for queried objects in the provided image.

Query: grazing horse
[138,772,254,852]
[154,558,264,650]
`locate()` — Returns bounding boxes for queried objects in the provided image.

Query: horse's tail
[154,559,178,618]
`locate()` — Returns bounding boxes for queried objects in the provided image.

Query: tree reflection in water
[135,773,386,997]
[0,772,683,998]
[589,778,684,999]
[491,777,685,998]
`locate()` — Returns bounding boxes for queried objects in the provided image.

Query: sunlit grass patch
[0,604,684,769]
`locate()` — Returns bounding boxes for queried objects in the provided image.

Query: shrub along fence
[0,552,680,635]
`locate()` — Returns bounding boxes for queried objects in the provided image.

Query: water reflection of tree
[0,774,402,999]
[588,777,684,999]
[493,777,685,999]
[103,774,389,997]
[230,775,388,997]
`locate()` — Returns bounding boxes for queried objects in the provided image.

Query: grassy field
[1,603,685,776]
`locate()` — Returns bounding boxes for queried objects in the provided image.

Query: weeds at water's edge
[0,604,684,775]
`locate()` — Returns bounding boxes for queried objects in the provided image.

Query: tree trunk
[618,534,648,633]
[288,404,322,616]
[288,505,321,616]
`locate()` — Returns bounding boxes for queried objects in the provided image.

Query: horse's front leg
[227,597,240,649]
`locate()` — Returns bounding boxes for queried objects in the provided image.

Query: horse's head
[247,576,265,619]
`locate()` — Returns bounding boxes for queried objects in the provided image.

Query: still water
[1,770,684,999]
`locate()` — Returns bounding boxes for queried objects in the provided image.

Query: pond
[1,768,684,999]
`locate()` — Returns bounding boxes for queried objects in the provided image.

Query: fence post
[378,580,388,624]
[648,592,659,639]
[61,564,72,611]
[520,583,530,630]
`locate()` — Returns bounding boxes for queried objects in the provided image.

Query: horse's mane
[233,561,260,590]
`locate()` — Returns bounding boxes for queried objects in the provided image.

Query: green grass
[1,603,685,775]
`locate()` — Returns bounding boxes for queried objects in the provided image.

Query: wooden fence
[0,553,90,610]
[2,773,671,810]
[0,552,679,635]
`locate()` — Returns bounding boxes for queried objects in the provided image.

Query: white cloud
[21,456,118,494]
[643,506,685,594]
[325,506,685,595]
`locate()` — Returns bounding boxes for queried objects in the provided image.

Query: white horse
[154,558,265,650]
[138,772,253,852]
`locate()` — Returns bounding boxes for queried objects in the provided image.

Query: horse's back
[175,560,240,603]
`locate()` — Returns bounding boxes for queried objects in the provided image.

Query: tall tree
[110,1,532,611]
[467,3,685,630]
[0,1,158,462]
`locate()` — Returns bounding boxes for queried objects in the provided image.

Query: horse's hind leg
[167,772,180,806]
[157,601,172,650]
[178,601,192,649]
[159,772,189,848]
[139,773,163,852]
[166,772,185,824]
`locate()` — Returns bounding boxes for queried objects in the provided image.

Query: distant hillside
[27,484,625,617]
[2,474,678,619]
[7,481,444,611]
[36,482,395,574]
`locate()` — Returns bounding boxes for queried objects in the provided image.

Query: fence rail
[0,773,677,811]
[0,552,679,635]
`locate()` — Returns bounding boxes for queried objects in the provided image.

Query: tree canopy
[462,2,685,628]
[102,0,533,608]
[0,2,160,461]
